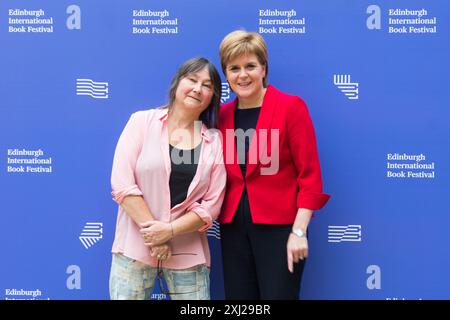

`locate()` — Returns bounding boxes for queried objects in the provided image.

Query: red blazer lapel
[220,99,243,180]
[246,85,276,178]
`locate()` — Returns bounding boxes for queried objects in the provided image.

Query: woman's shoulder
[268,85,305,105]
[266,85,308,119]
[219,99,237,115]
[129,107,168,123]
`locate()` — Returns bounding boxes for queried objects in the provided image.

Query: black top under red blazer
[218,85,330,224]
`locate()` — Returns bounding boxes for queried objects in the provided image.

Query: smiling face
[174,67,214,113]
[225,53,266,107]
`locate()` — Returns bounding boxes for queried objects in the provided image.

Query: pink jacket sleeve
[287,97,331,210]
[187,136,227,232]
[111,112,145,204]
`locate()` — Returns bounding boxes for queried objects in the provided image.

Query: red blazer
[218,85,330,224]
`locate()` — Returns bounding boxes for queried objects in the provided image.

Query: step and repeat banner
[1,0,449,300]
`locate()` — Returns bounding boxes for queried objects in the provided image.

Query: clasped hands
[139,220,173,261]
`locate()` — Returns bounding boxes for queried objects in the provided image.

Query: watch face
[294,229,304,237]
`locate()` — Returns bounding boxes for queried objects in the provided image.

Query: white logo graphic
[221,82,231,103]
[79,222,103,249]
[333,74,359,100]
[76,79,109,99]
[328,224,362,242]
[207,220,221,240]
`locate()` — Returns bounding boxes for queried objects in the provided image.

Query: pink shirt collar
[157,108,212,143]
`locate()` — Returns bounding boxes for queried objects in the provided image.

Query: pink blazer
[111,108,226,269]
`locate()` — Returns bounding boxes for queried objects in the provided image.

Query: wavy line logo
[328,224,362,243]
[207,220,221,240]
[76,79,109,99]
[333,74,359,100]
[79,222,103,249]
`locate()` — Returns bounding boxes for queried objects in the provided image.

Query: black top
[169,143,201,208]
[234,107,261,176]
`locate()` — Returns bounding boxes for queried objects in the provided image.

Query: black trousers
[220,189,305,300]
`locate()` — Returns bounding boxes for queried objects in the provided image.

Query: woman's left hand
[140,220,173,247]
[287,233,309,273]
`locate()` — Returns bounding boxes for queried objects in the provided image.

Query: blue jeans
[109,253,210,300]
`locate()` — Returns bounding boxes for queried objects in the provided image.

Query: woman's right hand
[150,243,172,261]
[140,220,173,247]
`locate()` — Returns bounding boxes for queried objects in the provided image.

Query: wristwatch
[292,228,306,238]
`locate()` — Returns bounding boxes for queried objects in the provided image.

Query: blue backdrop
[1,0,449,300]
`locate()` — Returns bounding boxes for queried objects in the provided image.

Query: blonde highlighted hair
[219,30,269,87]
